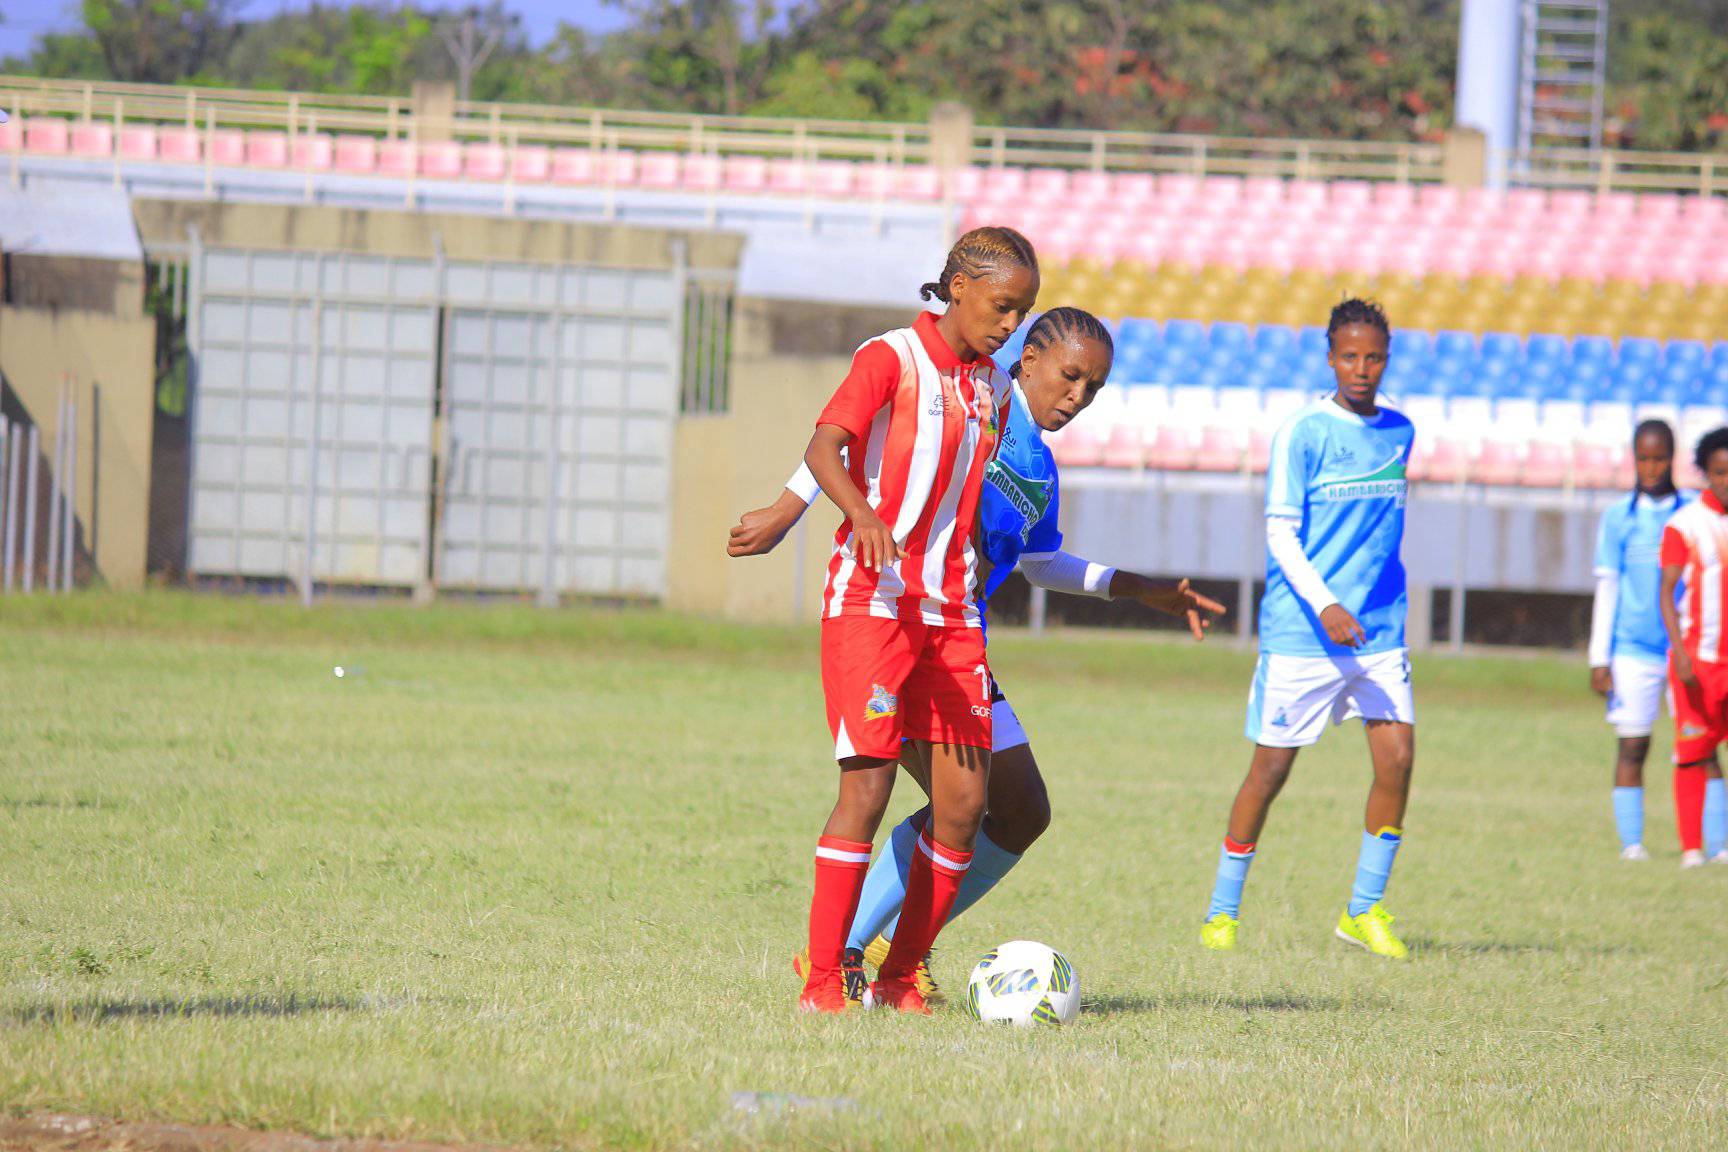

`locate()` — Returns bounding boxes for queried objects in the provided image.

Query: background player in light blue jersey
[1201,298,1418,960]
[730,307,1224,1002]
[1587,420,1720,861]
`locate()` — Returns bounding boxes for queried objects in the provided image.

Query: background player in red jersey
[1658,427,1728,867]
[799,227,1039,1015]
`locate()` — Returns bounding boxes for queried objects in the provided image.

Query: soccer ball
[965,940,1080,1026]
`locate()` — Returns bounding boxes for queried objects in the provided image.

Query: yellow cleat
[862,934,944,1005]
[792,947,866,1004]
[1335,903,1410,960]
[1200,913,1239,951]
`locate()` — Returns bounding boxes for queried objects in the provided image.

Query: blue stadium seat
[1526,334,1568,364]
[1712,342,1728,369]
[1254,325,1297,357]
[1298,326,1330,359]
[1391,330,1431,361]
[1210,322,1252,352]
[1118,318,1162,351]
[1549,375,1594,403]
[1619,337,1662,366]
[1435,330,1477,360]
[1666,340,1708,368]
[1572,336,1614,366]
[1480,332,1522,363]
[1166,319,1206,348]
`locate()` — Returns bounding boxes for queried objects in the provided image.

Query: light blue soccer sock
[845,809,921,952]
[1612,786,1645,850]
[942,826,1022,924]
[1347,827,1403,917]
[1206,837,1257,920]
[1705,779,1727,858]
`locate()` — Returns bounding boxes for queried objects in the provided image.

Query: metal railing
[3,74,1726,194]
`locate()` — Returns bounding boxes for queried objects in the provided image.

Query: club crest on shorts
[864,683,898,722]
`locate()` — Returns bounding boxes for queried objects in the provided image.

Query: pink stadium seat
[118,126,156,161]
[1071,170,1115,201]
[1196,427,1244,473]
[158,128,200,163]
[1548,190,1593,220]
[1373,182,1418,213]
[1594,191,1638,220]
[1101,425,1148,469]
[637,151,681,189]
[418,140,462,179]
[464,143,506,181]
[1049,426,1103,468]
[898,164,941,200]
[510,145,550,183]
[981,166,1028,199]
[1505,187,1547,217]
[1475,442,1522,487]
[811,161,854,198]
[599,151,638,185]
[1113,172,1157,203]
[765,158,808,195]
[1147,426,1197,471]
[333,135,376,173]
[1636,192,1683,219]
[1286,180,1330,213]
[1522,443,1569,488]
[855,162,897,198]
[0,118,17,151]
[723,155,767,193]
[1413,438,1467,484]
[550,148,598,185]
[1329,180,1373,210]
[245,131,289,168]
[681,154,723,190]
[943,166,986,199]
[70,124,112,157]
[291,133,333,170]
[1025,167,1070,200]
[1242,177,1285,205]
[1570,443,1619,490]
[1248,430,1274,475]
[1416,183,1461,214]
[24,118,69,155]
[206,130,245,166]
[377,140,416,178]
[1680,195,1727,228]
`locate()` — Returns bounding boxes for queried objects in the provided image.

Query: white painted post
[21,423,39,591]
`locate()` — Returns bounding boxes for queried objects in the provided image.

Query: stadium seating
[1007,317,1724,489]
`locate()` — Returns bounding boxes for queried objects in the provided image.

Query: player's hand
[1590,666,1613,698]
[727,500,800,557]
[1137,579,1228,641]
[1320,604,1367,648]
[850,510,906,572]
[1675,649,1699,689]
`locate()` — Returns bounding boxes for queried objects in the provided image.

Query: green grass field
[3,593,1725,1151]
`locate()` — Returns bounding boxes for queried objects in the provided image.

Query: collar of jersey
[1634,490,1680,511]
[1313,395,1385,427]
[914,310,974,374]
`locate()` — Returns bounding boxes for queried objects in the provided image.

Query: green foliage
[1,0,1726,152]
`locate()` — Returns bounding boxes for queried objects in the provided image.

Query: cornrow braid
[919,225,1039,304]
[1010,307,1114,380]
[1327,297,1391,346]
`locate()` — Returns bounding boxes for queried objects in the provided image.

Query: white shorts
[991,682,1030,753]
[1245,648,1415,748]
[1606,654,1668,738]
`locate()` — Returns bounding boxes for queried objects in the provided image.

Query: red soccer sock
[1675,766,1708,852]
[804,835,872,989]
[878,828,972,983]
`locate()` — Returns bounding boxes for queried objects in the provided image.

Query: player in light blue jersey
[1587,420,1719,861]
[730,306,1224,1002]
[1201,299,1418,960]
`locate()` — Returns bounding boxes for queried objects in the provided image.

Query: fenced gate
[183,233,712,602]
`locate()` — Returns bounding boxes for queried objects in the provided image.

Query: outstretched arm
[1017,550,1226,640]
[726,463,823,557]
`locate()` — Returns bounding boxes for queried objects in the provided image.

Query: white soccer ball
[965,939,1080,1026]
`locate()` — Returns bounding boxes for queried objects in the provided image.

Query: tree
[79,0,236,84]
[437,3,521,102]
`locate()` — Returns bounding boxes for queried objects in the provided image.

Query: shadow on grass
[1084,991,1344,1016]
[5,992,393,1024]
[1404,936,1632,958]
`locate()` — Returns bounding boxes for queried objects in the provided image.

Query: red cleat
[798,973,852,1015]
[864,977,931,1016]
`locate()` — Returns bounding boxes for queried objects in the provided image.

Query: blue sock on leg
[1705,779,1727,858]
[845,809,920,952]
[1347,827,1403,917]
[1206,837,1257,920]
[1612,786,1645,850]
[943,826,1022,924]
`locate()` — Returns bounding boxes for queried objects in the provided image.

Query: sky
[0,0,631,62]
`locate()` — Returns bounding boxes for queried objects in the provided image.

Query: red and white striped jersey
[817,311,1002,628]
[1661,490,1728,662]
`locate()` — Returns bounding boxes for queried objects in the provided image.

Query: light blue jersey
[1259,397,1416,657]
[977,378,1063,613]
[1594,490,1692,661]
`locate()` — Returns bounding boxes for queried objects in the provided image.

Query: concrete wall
[667,296,907,622]
[0,307,156,589]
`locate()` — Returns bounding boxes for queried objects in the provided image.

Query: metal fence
[6,74,1726,194]
[0,379,83,595]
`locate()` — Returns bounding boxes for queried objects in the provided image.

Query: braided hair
[1010,307,1114,380]
[1632,418,1676,502]
[1326,297,1391,346]
[1694,426,1728,477]
[919,226,1040,304]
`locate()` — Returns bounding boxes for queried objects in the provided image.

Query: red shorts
[821,616,991,761]
[1671,655,1728,764]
